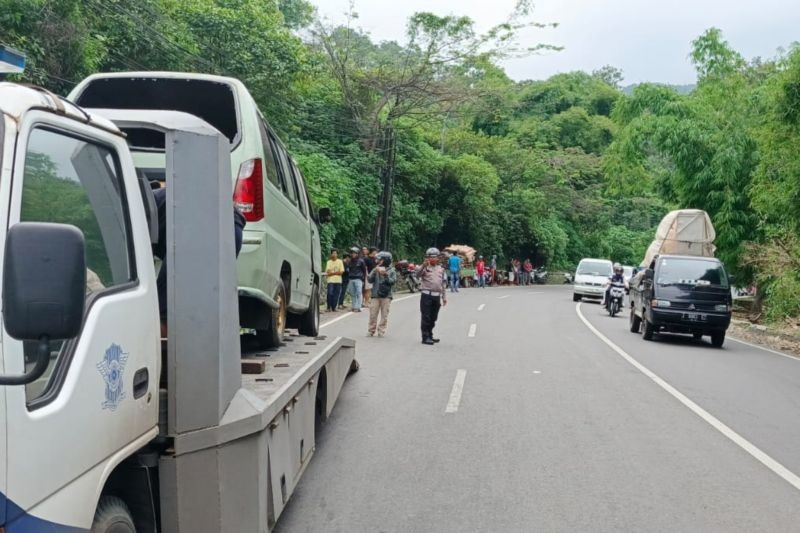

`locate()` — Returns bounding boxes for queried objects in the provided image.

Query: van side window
[257,118,281,189]
[270,136,298,205]
[290,162,308,217]
[19,127,135,402]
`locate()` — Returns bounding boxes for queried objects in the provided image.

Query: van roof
[579,258,612,263]
[74,71,246,90]
[0,83,121,135]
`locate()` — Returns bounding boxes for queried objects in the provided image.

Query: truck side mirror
[1,222,86,385]
[317,207,332,224]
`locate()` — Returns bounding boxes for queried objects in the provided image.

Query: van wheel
[641,315,655,341]
[711,331,725,348]
[573,293,581,302]
[92,496,135,533]
[257,280,287,348]
[629,308,641,333]
[299,283,320,337]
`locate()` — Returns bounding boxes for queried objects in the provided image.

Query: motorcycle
[606,280,626,317]
[396,260,421,293]
[563,272,574,284]
[533,266,548,285]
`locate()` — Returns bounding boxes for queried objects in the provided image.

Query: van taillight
[233,158,264,222]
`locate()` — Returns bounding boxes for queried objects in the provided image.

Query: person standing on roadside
[367,251,397,337]
[448,252,462,293]
[476,256,486,288]
[363,246,378,306]
[325,249,344,312]
[523,258,533,286]
[339,255,351,308]
[417,247,448,345]
[347,246,368,312]
[490,254,497,285]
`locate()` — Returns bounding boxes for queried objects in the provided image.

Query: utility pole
[373,125,396,250]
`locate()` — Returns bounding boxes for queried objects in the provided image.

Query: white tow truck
[0,82,355,532]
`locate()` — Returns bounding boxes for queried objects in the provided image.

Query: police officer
[417,247,448,345]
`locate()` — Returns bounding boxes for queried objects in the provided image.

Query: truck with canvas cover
[630,209,732,348]
[0,82,355,532]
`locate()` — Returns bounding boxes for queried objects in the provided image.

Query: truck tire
[641,315,655,341]
[629,308,641,333]
[92,496,135,533]
[298,283,320,337]
[257,280,287,348]
[711,331,725,348]
[573,293,581,302]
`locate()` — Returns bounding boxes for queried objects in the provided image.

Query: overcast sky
[312,0,798,85]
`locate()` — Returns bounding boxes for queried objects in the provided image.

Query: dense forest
[2,0,798,321]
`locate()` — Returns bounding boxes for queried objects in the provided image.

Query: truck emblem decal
[97,343,129,411]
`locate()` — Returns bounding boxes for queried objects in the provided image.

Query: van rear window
[75,77,239,146]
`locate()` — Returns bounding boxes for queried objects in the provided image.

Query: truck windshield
[657,258,728,288]
[578,261,612,276]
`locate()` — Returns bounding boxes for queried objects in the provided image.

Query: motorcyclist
[602,263,626,307]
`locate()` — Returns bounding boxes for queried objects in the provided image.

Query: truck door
[1,113,158,526]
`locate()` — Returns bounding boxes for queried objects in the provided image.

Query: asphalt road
[275,285,800,533]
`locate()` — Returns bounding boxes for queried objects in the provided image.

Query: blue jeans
[326,282,342,311]
[477,274,485,288]
[450,271,460,292]
[348,278,364,310]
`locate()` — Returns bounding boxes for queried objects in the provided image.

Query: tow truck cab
[630,254,733,347]
[0,83,355,532]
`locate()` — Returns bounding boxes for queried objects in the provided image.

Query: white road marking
[320,293,418,329]
[575,302,800,492]
[497,295,510,300]
[533,370,542,374]
[729,336,798,362]
[468,323,477,337]
[445,369,467,413]
[477,304,486,311]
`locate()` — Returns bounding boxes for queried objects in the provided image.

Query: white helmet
[425,247,440,258]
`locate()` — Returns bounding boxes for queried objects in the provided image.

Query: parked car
[629,255,733,347]
[69,72,330,347]
[573,258,613,302]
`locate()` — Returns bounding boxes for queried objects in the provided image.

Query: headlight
[652,299,671,308]
[714,304,730,312]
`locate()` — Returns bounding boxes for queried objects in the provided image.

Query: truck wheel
[629,308,641,333]
[573,293,581,302]
[298,283,320,337]
[711,331,725,348]
[641,315,655,341]
[92,496,135,533]
[257,280,287,348]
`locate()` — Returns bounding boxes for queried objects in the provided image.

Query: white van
[69,72,328,347]
[573,258,613,302]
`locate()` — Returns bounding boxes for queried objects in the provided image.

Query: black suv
[630,255,733,347]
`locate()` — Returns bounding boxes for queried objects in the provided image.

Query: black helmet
[377,251,393,265]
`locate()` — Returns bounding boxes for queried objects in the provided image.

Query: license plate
[683,312,707,322]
